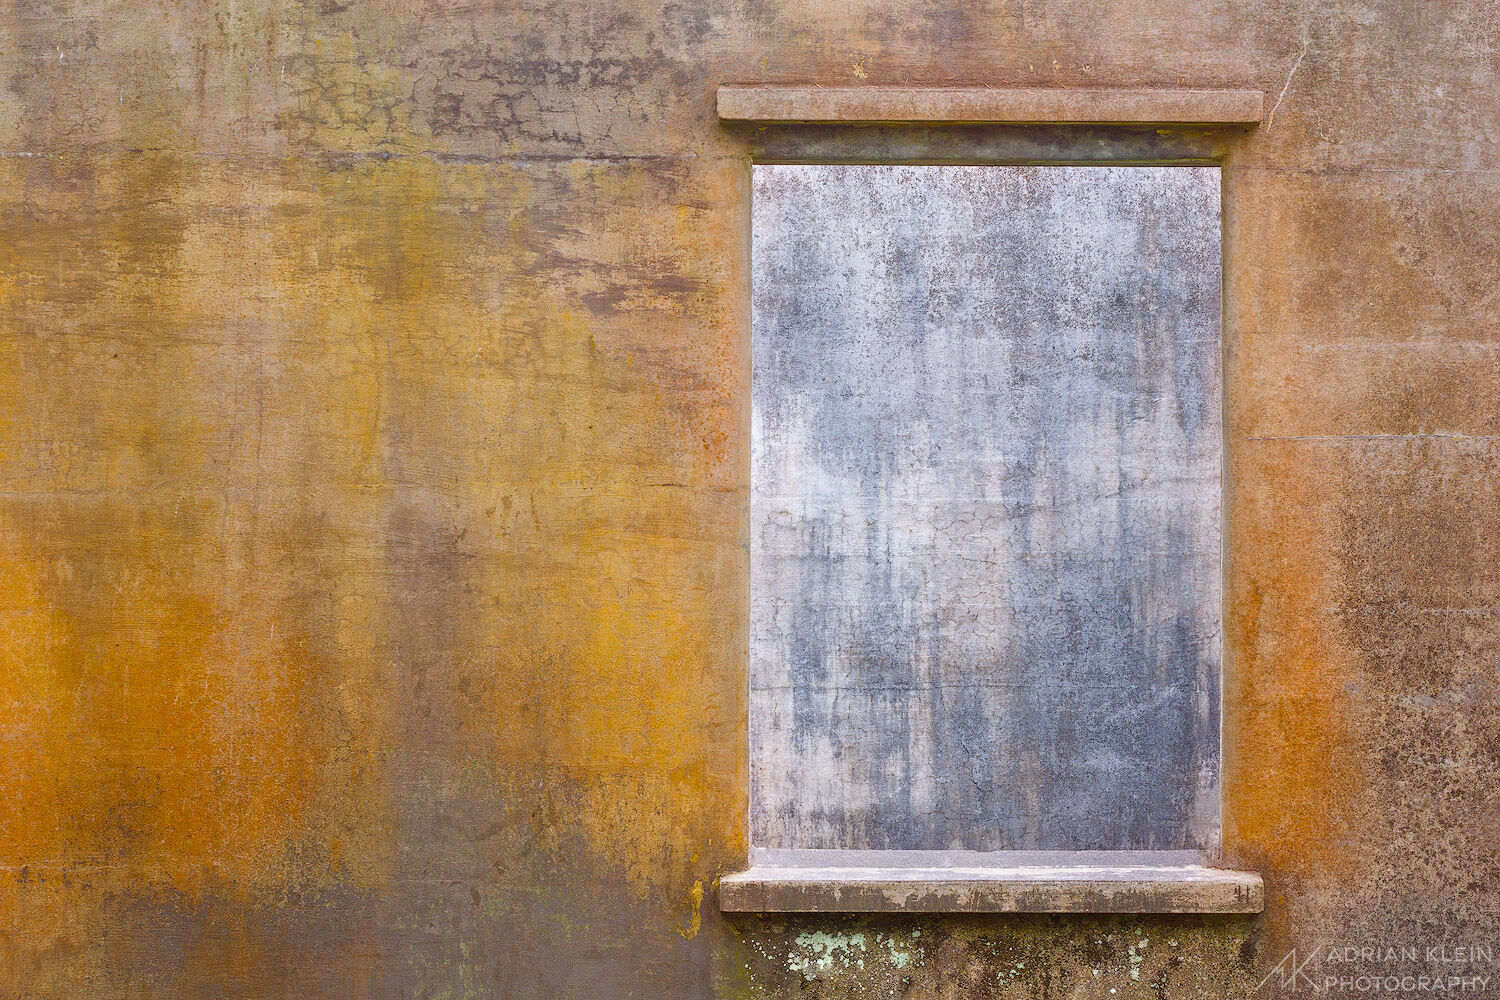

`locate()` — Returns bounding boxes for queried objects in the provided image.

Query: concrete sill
[719,853,1263,914]
[716,86,1265,126]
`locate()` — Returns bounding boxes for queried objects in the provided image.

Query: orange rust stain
[1223,441,1366,881]
[0,150,739,917]
[0,157,319,891]
[447,159,746,899]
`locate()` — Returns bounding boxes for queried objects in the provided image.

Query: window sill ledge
[719,862,1263,914]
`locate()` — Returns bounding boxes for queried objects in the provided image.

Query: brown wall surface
[1,1,1497,997]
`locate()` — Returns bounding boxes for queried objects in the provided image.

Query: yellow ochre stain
[677,879,704,940]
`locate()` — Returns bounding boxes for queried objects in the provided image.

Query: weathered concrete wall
[0,1,1497,998]
[751,165,1222,853]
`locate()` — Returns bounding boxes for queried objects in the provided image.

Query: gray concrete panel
[751,164,1223,852]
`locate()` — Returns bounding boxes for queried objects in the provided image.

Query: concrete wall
[750,164,1223,853]
[1,1,1497,997]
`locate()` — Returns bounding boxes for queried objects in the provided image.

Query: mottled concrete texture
[751,165,1222,853]
[1,1,1498,998]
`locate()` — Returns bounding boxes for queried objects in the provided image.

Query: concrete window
[729,165,1254,912]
